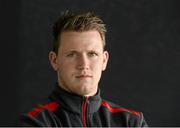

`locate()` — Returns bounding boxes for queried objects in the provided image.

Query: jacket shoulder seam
[101,101,140,117]
[28,101,59,118]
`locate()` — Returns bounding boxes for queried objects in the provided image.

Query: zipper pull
[85,96,89,104]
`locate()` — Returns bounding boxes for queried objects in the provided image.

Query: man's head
[49,11,109,97]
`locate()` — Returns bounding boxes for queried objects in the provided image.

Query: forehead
[59,31,103,52]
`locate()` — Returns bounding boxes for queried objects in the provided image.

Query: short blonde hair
[52,11,107,54]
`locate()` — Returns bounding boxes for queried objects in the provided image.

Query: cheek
[59,58,74,69]
[59,61,76,75]
[92,63,103,83]
[92,60,104,72]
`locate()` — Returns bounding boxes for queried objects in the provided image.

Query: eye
[88,52,98,57]
[66,52,76,57]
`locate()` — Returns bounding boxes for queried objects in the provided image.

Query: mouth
[75,75,92,79]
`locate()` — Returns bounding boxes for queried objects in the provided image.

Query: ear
[102,51,109,71]
[49,51,58,71]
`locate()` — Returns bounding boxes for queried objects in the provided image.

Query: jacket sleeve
[19,114,44,126]
[19,109,62,127]
[139,112,148,127]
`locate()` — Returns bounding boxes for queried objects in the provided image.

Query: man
[20,11,148,127]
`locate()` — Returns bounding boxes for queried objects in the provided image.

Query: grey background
[0,0,180,126]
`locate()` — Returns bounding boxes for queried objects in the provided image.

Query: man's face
[49,31,109,96]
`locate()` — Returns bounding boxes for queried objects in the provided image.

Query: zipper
[82,97,89,127]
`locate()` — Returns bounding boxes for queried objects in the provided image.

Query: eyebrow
[64,50,78,54]
[65,50,101,54]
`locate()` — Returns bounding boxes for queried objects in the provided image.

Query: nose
[76,54,89,70]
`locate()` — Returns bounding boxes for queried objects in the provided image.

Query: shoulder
[100,100,141,117]
[20,100,59,126]
[27,101,59,118]
[100,100,148,127]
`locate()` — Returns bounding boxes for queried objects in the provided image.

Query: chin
[80,88,97,96]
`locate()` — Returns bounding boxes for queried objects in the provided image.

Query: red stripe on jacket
[101,101,140,117]
[28,101,59,118]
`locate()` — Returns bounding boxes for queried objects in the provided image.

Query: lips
[75,75,92,78]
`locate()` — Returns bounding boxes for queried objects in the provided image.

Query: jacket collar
[49,83,102,114]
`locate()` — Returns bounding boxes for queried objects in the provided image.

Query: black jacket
[20,84,148,127]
